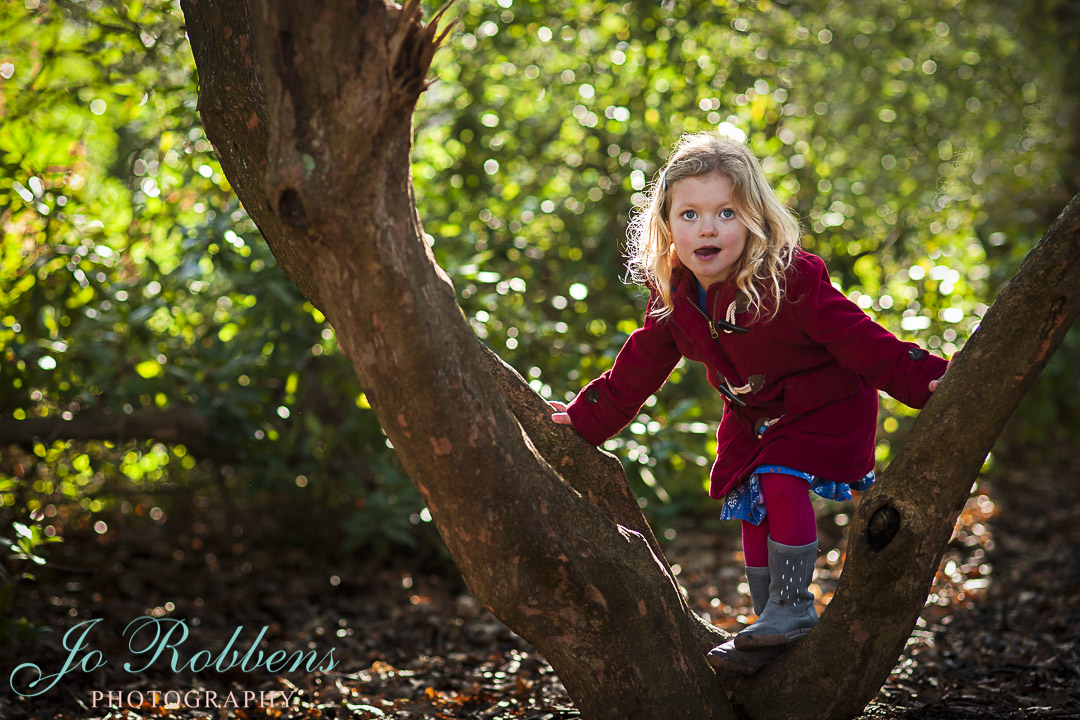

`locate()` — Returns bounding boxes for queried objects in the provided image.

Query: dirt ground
[2,458,1079,720]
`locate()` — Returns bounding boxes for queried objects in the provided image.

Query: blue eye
[720,208,736,219]
[681,209,698,220]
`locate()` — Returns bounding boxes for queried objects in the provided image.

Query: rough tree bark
[177,1,1080,718]
[182,0,730,718]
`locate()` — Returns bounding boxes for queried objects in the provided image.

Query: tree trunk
[178,0,1080,717]
[181,0,731,717]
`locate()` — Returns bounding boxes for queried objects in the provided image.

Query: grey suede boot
[707,566,782,674]
[733,537,819,651]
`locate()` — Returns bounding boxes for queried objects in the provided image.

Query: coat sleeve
[565,293,683,445]
[792,253,948,409]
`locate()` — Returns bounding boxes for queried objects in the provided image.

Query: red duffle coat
[565,249,949,500]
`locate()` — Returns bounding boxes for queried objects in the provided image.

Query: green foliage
[339,457,435,560]
[1,519,58,567]
[0,1,412,564]
[411,0,1077,513]
[0,0,1076,564]
[0,518,59,642]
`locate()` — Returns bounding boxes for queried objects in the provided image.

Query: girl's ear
[669,242,682,267]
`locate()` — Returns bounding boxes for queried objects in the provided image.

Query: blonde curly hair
[625,132,801,323]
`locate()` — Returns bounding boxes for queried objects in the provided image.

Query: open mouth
[694,246,721,259]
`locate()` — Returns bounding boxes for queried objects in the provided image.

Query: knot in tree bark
[276,187,308,229]
[866,503,901,552]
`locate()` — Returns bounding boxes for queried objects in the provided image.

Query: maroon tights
[740,472,818,567]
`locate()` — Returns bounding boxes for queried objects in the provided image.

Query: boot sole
[733,628,811,651]
[707,654,764,675]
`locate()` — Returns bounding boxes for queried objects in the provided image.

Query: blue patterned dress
[720,464,875,524]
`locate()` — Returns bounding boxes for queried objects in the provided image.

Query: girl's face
[667,172,748,289]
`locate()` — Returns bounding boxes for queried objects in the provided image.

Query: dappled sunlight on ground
[3,463,1078,719]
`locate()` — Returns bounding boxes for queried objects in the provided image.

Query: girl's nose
[700,219,717,236]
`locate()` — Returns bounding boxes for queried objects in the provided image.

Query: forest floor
[3,455,1079,720]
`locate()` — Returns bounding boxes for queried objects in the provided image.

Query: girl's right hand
[549,400,573,425]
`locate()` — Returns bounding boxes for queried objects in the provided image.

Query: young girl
[550,132,948,674]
